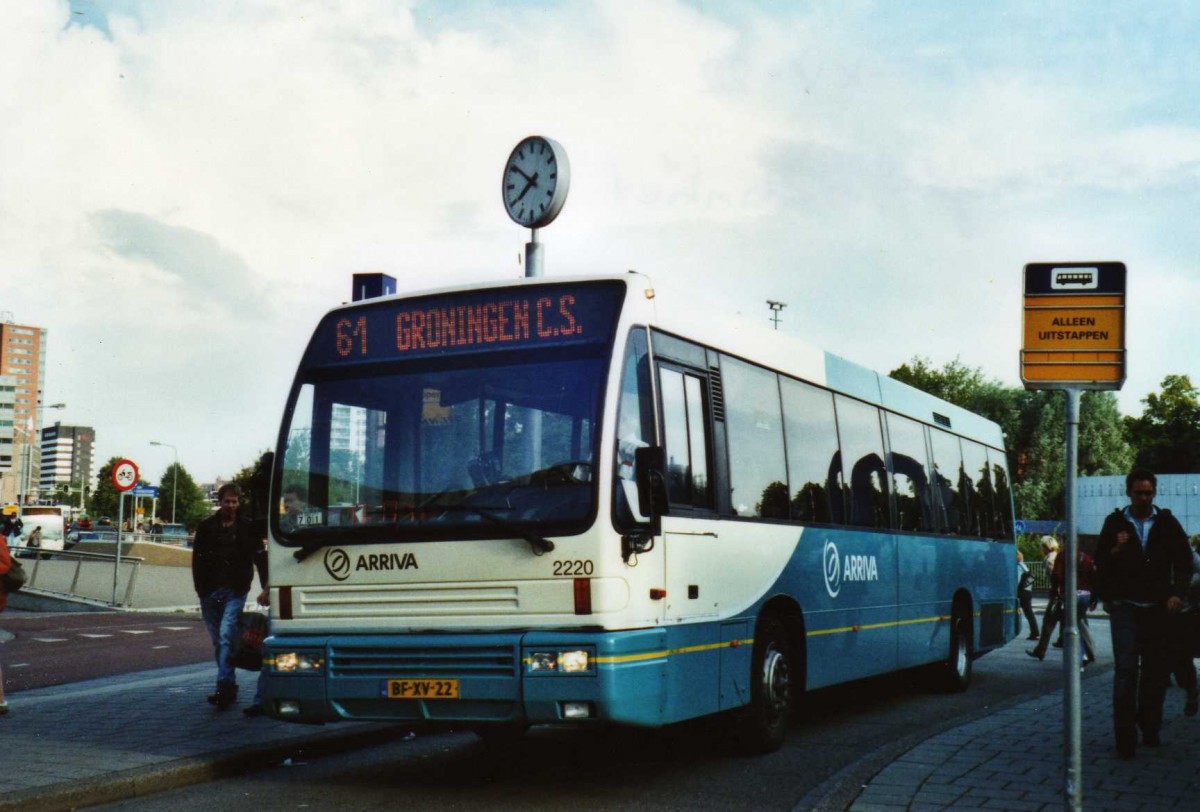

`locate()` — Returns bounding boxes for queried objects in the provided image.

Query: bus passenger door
[657,364,721,622]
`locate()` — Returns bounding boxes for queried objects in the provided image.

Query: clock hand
[509,164,532,182]
[511,172,539,205]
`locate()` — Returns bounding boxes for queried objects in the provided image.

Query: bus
[13,504,68,553]
[261,273,1016,751]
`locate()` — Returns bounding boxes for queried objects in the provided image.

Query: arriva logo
[324,548,351,581]
[822,540,879,598]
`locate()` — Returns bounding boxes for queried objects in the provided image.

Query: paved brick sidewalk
[0,662,406,812]
[845,667,1200,811]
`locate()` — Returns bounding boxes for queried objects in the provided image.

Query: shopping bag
[1,558,27,593]
[230,610,268,671]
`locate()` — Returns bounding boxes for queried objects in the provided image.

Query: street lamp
[17,402,66,505]
[150,440,178,524]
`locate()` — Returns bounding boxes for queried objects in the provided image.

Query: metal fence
[16,549,145,607]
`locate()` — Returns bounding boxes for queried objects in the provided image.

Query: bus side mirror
[635,446,668,527]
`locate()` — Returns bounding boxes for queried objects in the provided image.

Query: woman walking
[1017,551,1039,641]
[0,528,12,715]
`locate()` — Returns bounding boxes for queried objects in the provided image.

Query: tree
[1125,374,1200,473]
[230,449,274,525]
[89,457,125,519]
[156,462,210,530]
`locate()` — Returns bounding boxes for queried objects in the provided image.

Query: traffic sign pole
[110,459,140,606]
[1020,263,1126,812]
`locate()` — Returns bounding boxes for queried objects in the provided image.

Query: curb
[0,723,414,812]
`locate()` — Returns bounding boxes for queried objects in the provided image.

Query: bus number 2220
[553,560,594,576]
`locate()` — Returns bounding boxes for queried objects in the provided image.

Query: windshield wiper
[437,505,556,555]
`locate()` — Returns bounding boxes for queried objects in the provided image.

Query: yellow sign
[1021,263,1126,390]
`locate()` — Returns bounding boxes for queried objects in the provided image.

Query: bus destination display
[304,281,626,368]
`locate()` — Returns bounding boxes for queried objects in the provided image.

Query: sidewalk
[0,661,409,812]
[801,615,1200,811]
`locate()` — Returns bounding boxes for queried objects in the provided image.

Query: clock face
[503,136,570,228]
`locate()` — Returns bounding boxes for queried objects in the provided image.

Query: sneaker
[243,704,265,718]
[1026,635,1040,641]
[1026,648,1044,661]
[0,702,9,716]
[1052,641,1063,649]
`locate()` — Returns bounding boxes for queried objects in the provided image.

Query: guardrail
[18,549,146,608]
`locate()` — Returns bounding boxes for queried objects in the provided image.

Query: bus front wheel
[736,615,794,753]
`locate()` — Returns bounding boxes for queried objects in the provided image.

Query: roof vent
[933,412,952,429]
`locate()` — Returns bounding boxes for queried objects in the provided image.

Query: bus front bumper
[261,628,672,728]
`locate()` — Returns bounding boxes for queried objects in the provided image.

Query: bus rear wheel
[941,606,973,692]
[736,615,794,753]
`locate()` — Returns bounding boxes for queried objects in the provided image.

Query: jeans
[1109,602,1169,740]
[200,587,246,689]
[1018,590,1039,638]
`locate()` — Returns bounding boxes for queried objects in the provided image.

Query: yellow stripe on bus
[559,607,1016,664]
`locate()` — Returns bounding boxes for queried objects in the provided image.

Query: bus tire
[942,605,973,693]
[736,615,795,753]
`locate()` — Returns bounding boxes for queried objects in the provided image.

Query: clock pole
[525,228,543,278]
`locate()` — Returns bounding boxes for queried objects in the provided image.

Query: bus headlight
[527,649,590,673]
[559,650,589,673]
[273,652,324,673]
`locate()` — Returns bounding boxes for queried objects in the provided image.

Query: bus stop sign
[1021,262,1126,390]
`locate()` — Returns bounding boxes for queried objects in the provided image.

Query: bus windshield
[275,281,625,544]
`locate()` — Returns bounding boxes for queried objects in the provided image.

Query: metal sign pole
[1063,388,1082,812]
[113,492,125,605]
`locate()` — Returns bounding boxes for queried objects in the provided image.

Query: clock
[502,135,570,228]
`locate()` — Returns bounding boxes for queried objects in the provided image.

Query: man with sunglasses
[1095,468,1192,759]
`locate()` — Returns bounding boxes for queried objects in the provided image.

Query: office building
[0,313,49,503]
[39,422,95,505]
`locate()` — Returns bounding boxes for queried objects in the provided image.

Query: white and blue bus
[261,273,1016,751]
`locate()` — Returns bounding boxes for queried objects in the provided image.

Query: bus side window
[885,413,935,533]
[960,440,993,539]
[834,395,889,530]
[659,366,712,510]
[929,429,966,535]
[780,378,839,524]
[721,356,787,519]
[989,450,1015,540]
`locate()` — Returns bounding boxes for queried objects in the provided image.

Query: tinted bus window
[613,329,655,530]
[834,396,889,529]
[660,367,712,509]
[930,429,966,535]
[722,357,787,519]
[989,449,1015,541]
[960,440,993,538]
[780,378,839,524]
[886,413,934,533]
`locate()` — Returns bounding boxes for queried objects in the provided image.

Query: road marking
[32,638,69,643]
[153,645,171,650]
[162,626,193,631]
[10,663,30,668]
[78,633,114,639]
[120,630,153,635]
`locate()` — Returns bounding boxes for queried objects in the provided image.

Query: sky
[3,0,1199,486]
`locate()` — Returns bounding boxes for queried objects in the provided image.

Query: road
[87,620,1099,812]
[0,610,210,692]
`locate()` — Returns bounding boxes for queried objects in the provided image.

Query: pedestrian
[27,525,42,549]
[1166,536,1200,718]
[1094,468,1192,759]
[1026,545,1096,663]
[1017,551,1039,641]
[192,483,267,710]
[0,528,12,715]
[1027,536,1062,660]
[0,511,22,544]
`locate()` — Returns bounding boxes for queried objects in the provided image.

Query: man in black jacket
[1094,468,1192,759]
[192,483,266,709]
